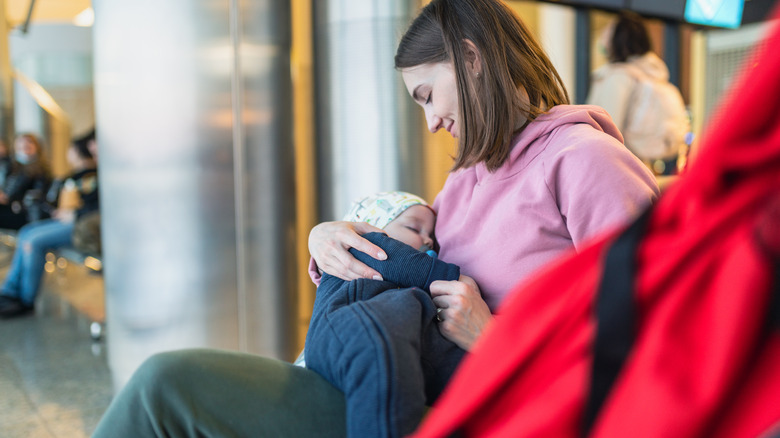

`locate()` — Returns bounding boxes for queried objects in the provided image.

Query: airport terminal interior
[0,0,777,436]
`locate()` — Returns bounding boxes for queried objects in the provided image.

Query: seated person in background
[0,133,52,230]
[0,130,98,319]
[0,138,13,188]
[71,133,102,256]
[305,191,469,438]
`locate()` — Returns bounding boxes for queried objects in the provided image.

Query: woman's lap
[93,349,346,438]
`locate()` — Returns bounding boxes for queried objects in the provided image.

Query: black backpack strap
[582,207,653,436]
[753,196,780,330]
[770,263,780,331]
[754,197,780,438]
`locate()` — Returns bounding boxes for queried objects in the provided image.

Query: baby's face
[383,205,435,251]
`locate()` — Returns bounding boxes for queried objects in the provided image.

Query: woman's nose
[425,110,442,133]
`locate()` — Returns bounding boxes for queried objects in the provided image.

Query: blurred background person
[0,130,98,319]
[70,130,102,256]
[0,139,13,189]
[0,133,52,230]
[587,11,690,176]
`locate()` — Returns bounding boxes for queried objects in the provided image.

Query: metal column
[575,7,591,105]
[313,0,425,220]
[93,0,296,390]
[664,20,681,87]
[0,0,14,144]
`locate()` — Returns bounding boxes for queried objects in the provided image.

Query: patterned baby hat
[342,191,431,230]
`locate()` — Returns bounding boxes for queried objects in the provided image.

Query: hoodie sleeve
[348,232,460,291]
[544,123,659,250]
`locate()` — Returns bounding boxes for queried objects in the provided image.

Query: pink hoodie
[309,105,658,311]
[433,105,658,311]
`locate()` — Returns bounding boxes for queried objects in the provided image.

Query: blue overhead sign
[549,0,748,28]
[685,0,745,28]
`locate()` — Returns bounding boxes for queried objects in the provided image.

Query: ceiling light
[73,7,94,27]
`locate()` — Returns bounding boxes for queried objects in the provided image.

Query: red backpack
[411,14,780,438]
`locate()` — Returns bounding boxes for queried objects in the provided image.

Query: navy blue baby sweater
[305,232,464,438]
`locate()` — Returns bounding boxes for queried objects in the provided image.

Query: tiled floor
[0,251,113,438]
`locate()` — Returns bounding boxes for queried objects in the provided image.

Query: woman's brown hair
[15,133,46,161]
[14,133,50,176]
[395,0,569,172]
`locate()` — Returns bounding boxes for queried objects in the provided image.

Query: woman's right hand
[308,221,388,281]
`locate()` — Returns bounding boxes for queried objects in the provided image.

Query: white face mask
[15,153,35,165]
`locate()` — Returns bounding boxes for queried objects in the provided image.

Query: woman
[0,131,98,318]
[0,133,52,229]
[0,139,13,188]
[309,0,658,352]
[93,1,658,436]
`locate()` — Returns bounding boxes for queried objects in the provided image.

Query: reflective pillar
[313,0,425,220]
[93,0,296,390]
[0,0,14,144]
[539,4,577,102]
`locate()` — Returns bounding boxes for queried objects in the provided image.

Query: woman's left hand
[430,275,493,351]
[53,208,76,223]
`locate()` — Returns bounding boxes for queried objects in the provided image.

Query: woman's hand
[308,221,388,281]
[53,208,76,223]
[430,275,493,351]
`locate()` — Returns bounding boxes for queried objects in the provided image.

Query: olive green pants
[92,349,346,437]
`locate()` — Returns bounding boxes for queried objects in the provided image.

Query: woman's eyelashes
[425,93,432,105]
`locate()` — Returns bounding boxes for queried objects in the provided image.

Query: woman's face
[401,62,460,138]
[384,205,435,251]
[15,136,38,158]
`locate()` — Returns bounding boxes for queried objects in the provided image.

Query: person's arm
[2,172,33,202]
[308,221,389,283]
[348,232,460,290]
[548,126,659,249]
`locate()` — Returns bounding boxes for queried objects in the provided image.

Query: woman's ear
[462,39,482,77]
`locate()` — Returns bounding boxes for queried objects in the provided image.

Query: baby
[305,191,469,438]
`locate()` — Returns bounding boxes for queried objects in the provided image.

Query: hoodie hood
[474,104,624,183]
[590,52,669,83]
[626,52,669,81]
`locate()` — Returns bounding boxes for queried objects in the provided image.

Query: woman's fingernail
[378,252,387,260]
[373,275,383,281]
